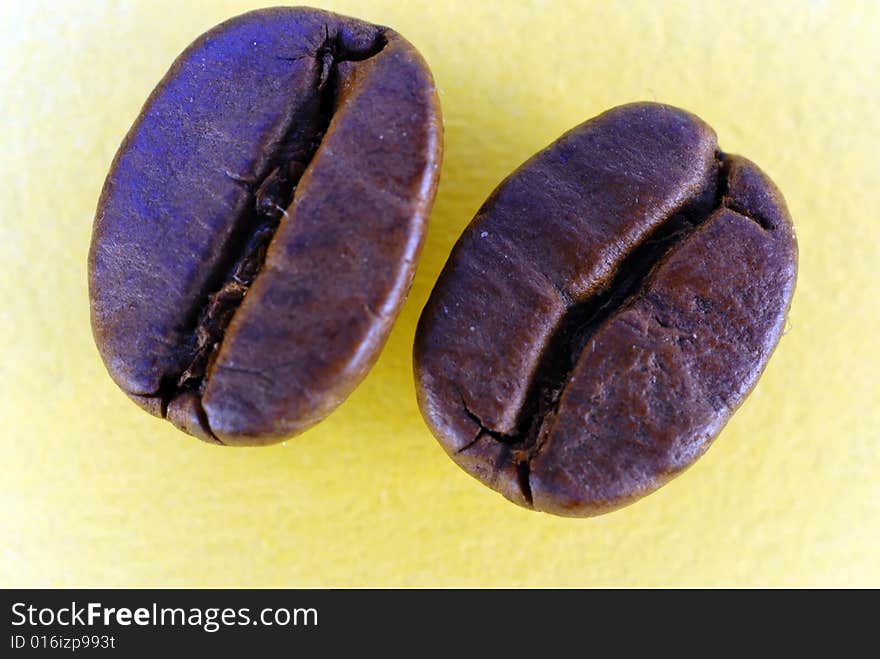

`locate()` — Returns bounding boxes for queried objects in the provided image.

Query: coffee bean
[89,8,442,445]
[414,103,797,516]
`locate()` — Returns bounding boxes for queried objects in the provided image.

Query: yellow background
[2,0,878,587]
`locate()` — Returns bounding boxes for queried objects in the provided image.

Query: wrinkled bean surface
[415,103,796,516]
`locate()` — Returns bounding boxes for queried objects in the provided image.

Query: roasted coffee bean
[89,8,442,445]
[414,103,797,516]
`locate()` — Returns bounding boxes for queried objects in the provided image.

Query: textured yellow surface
[2,0,878,587]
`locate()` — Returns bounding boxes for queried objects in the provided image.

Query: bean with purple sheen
[89,7,442,445]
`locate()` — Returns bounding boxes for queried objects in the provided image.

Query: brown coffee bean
[414,102,797,516]
[89,7,442,445]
